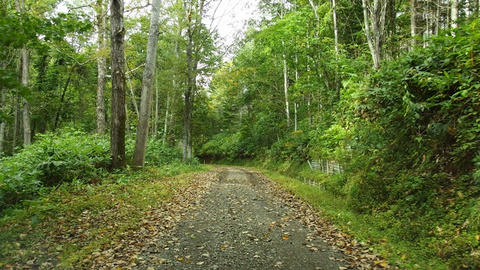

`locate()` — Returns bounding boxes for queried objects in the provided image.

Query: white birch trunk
[362,0,387,69]
[0,84,5,154]
[411,0,417,50]
[451,0,458,29]
[162,94,170,145]
[16,0,31,145]
[154,75,159,136]
[132,0,162,167]
[332,0,339,55]
[96,0,107,134]
[282,47,290,128]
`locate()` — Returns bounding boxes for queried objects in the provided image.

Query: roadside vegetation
[201,10,480,270]
[1,0,479,269]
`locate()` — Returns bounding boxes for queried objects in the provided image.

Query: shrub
[0,130,110,210]
[145,139,182,165]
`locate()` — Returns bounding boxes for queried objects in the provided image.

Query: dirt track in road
[137,168,347,270]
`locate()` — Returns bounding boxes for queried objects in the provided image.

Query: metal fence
[307,160,344,175]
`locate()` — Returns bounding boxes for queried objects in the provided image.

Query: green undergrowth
[0,163,208,269]
[231,160,469,270]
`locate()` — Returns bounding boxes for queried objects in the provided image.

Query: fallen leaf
[282,234,289,240]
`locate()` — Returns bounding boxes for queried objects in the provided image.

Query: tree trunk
[184,36,194,160]
[16,0,31,145]
[0,83,6,155]
[332,0,339,55]
[308,0,319,20]
[12,95,20,153]
[126,71,139,117]
[132,0,162,167]
[282,45,290,128]
[451,0,458,29]
[162,94,170,145]
[475,0,479,17]
[54,69,73,130]
[153,75,159,136]
[410,0,417,50]
[182,0,205,162]
[96,0,107,134]
[362,0,387,69]
[435,0,441,35]
[110,0,127,169]
[21,48,31,145]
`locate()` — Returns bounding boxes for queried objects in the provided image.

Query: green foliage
[0,129,187,212]
[199,132,242,161]
[268,130,309,162]
[0,130,110,210]
[144,139,182,165]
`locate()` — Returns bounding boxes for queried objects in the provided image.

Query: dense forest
[1,0,480,268]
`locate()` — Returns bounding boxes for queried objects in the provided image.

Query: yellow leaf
[282,234,289,240]
[476,235,480,241]
[220,244,228,250]
[177,257,184,262]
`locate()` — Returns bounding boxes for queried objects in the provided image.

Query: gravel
[138,168,347,270]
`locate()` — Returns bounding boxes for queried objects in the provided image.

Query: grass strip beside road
[0,164,209,269]
[257,168,447,270]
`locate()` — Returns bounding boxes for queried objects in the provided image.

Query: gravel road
[138,168,347,270]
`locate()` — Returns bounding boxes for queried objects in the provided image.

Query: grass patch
[0,163,208,269]
[253,167,448,270]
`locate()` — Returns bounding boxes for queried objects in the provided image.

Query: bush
[0,130,110,210]
[199,132,242,161]
[145,139,182,165]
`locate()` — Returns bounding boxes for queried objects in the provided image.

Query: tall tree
[95,0,107,134]
[410,0,417,50]
[281,0,290,128]
[451,0,458,28]
[110,0,127,169]
[0,67,5,155]
[132,0,162,167]
[362,0,387,69]
[16,0,31,145]
[183,0,205,161]
[332,0,339,55]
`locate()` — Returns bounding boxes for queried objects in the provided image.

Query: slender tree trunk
[21,48,31,145]
[282,44,290,128]
[96,0,107,134]
[362,0,387,69]
[54,70,73,130]
[126,71,139,117]
[475,0,479,17]
[410,0,417,50]
[12,95,19,153]
[162,94,170,145]
[424,0,430,47]
[182,0,205,161]
[294,55,299,132]
[132,0,162,167]
[16,0,31,145]
[451,0,458,29]
[0,83,6,155]
[153,75,159,136]
[332,0,339,55]
[435,0,441,35]
[308,0,319,20]
[184,37,194,160]
[110,0,127,169]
